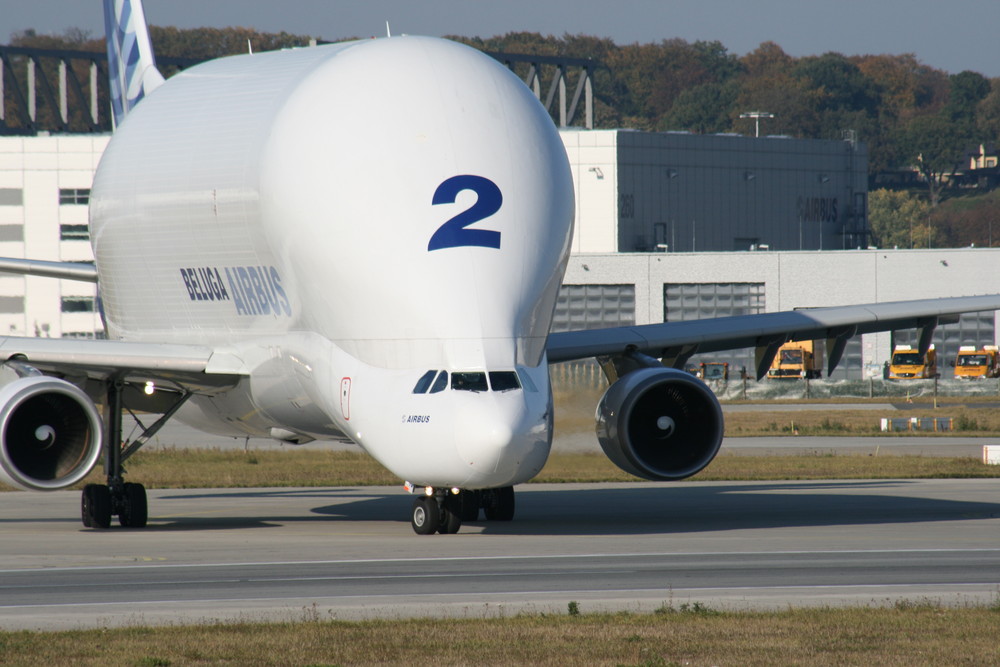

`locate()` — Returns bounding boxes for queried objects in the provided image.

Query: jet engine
[596,367,724,481]
[0,376,103,491]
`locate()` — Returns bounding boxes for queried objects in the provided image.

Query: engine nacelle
[596,367,724,481]
[0,376,103,491]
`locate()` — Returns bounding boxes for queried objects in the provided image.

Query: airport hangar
[0,129,997,380]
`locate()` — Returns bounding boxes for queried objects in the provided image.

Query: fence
[549,360,1000,399]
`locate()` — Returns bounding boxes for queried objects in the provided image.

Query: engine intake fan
[0,376,103,491]
[596,367,723,480]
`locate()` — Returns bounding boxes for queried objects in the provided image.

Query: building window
[60,224,90,241]
[0,225,23,242]
[551,284,636,333]
[61,296,95,313]
[0,296,24,313]
[59,188,91,205]
[664,282,766,375]
[0,188,23,206]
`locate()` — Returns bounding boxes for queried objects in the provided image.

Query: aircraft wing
[0,258,98,283]
[546,294,1000,379]
[0,336,244,393]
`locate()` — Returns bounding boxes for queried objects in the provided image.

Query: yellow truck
[699,361,729,381]
[888,344,938,379]
[953,345,1000,379]
[767,340,822,379]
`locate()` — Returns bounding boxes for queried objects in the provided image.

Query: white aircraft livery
[1,0,999,534]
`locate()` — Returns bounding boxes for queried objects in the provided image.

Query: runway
[2,479,999,630]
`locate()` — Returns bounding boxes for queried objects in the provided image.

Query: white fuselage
[89,37,575,488]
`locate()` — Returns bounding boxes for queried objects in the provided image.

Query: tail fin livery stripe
[103,0,165,127]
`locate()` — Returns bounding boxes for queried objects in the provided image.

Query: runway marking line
[1,582,996,611]
[0,547,998,575]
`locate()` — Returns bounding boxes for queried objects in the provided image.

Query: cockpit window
[419,370,527,393]
[451,372,488,392]
[412,370,437,394]
[489,371,521,392]
[429,371,448,393]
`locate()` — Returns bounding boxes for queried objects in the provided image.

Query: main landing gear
[410,486,516,535]
[81,378,191,529]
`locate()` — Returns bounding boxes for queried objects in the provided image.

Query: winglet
[103,0,165,127]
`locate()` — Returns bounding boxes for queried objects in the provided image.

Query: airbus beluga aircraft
[1,0,999,535]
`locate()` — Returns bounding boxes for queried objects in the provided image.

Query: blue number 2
[428,175,502,251]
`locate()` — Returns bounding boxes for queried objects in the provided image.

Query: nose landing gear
[409,486,515,534]
[410,489,463,535]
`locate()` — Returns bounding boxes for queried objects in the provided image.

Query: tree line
[7,26,1000,247]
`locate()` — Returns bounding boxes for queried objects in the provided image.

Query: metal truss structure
[1,44,599,135]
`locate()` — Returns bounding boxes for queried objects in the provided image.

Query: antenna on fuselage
[386,21,392,38]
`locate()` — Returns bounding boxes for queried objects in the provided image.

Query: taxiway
[1,479,998,630]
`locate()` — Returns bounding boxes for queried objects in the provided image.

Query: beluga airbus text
[1,0,999,534]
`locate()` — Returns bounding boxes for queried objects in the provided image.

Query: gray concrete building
[561,129,869,253]
[553,249,1000,380]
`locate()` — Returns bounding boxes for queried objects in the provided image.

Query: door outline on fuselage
[340,377,351,420]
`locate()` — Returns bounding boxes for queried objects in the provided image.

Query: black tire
[483,486,515,521]
[438,506,462,534]
[457,490,481,522]
[119,482,148,528]
[411,496,440,535]
[82,484,111,529]
[81,484,93,528]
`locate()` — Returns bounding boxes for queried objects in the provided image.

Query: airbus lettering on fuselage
[180,265,291,316]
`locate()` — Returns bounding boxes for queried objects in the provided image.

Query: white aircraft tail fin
[103,0,165,127]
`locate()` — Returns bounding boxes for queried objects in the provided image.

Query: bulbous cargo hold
[90,36,574,373]
[595,367,724,481]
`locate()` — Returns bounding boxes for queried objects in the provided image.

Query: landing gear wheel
[483,486,515,521]
[438,505,462,534]
[81,484,111,529]
[119,482,148,528]
[457,490,481,522]
[411,496,441,535]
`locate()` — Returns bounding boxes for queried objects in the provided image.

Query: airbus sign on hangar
[0,129,996,379]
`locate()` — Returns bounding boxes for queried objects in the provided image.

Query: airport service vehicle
[953,345,1000,379]
[767,340,822,379]
[888,345,938,379]
[699,362,729,381]
[0,0,998,535]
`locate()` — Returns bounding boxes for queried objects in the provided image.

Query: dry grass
[0,448,994,493]
[538,451,1000,482]
[2,604,999,665]
[724,406,1000,436]
[554,386,1000,436]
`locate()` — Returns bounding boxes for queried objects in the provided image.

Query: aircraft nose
[456,415,512,470]
[454,395,550,486]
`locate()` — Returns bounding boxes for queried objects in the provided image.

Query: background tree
[658,79,739,133]
[868,188,938,248]
[929,189,1000,247]
[646,39,741,125]
[792,53,879,136]
[975,79,1000,146]
[731,42,834,138]
[896,114,966,206]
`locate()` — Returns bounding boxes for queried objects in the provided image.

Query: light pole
[740,111,775,138]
